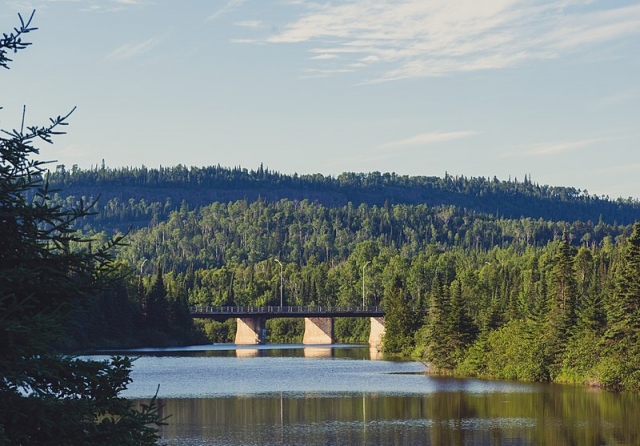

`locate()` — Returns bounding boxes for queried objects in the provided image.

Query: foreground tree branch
[0,12,164,445]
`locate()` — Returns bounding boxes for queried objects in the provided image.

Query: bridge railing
[190,305,384,315]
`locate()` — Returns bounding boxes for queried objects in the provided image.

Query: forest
[47,164,640,232]
[56,165,640,391]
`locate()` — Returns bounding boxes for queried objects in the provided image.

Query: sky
[1,0,639,199]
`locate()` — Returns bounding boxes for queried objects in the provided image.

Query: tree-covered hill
[47,163,640,394]
[47,164,640,232]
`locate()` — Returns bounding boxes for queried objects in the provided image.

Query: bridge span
[190,305,386,348]
[190,305,384,320]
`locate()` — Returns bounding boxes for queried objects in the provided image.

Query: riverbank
[411,321,640,393]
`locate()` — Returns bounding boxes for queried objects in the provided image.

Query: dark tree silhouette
[0,12,163,445]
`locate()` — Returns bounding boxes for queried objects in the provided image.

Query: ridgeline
[48,164,640,233]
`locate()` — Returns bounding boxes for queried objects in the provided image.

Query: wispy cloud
[230,38,265,45]
[208,0,247,21]
[234,20,264,28]
[505,137,605,157]
[105,35,164,61]
[262,0,640,81]
[298,67,356,79]
[381,131,476,149]
[525,139,599,156]
[310,53,338,60]
[78,0,149,12]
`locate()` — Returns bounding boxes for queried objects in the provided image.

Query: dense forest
[47,164,640,232]
[56,165,640,391]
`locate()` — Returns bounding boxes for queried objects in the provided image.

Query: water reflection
[369,347,383,360]
[96,343,382,359]
[97,345,640,446]
[235,348,259,357]
[304,347,333,358]
[143,387,640,446]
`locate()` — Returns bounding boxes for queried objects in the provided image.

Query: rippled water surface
[87,344,640,445]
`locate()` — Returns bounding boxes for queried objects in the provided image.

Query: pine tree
[549,232,578,333]
[605,222,640,344]
[168,276,194,337]
[423,272,455,371]
[574,246,606,333]
[449,279,478,359]
[382,275,415,354]
[0,12,162,444]
[542,232,578,375]
[146,266,169,330]
[595,222,640,390]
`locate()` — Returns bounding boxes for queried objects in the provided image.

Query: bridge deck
[190,305,385,320]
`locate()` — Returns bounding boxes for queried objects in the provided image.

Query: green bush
[266,318,304,343]
[335,317,370,343]
[556,329,600,384]
[196,319,236,343]
[458,320,548,381]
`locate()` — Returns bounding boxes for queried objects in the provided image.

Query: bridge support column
[235,317,266,345]
[303,317,334,344]
[369,317,385,350]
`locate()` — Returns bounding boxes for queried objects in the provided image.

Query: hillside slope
[47,165,639,232]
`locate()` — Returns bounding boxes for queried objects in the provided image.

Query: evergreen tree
[594,222,640,390]
[549,232,578,333]
[0,12,162,444]
[146,266,169,330]
[449,279,478,360]
[574,245,606,333]
[539,233,578,376]
[605,222,640,344]
[423,273,455,371]
[168,280,195,336]
[382,275,415,354]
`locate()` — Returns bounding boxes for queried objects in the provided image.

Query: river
[87,344,640,445]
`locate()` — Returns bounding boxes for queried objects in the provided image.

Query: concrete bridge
[190,305,386,348]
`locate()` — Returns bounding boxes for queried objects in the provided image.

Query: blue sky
[1,0,639,199]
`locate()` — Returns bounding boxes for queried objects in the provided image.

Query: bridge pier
[369,317,385,350]
[303,317,334,344]
[235,317,266,345]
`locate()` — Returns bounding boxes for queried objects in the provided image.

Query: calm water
[88,345,640,445]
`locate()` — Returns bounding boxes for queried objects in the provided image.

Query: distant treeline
[47,164,640,229]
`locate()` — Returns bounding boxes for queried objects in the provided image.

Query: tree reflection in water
[142,385,639,446]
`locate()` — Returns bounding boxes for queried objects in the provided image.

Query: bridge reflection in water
[190,306,386,348]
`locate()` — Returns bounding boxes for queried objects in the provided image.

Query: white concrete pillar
[369,317,385,350]
[303,317,334,344]
[235,317,266,344]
